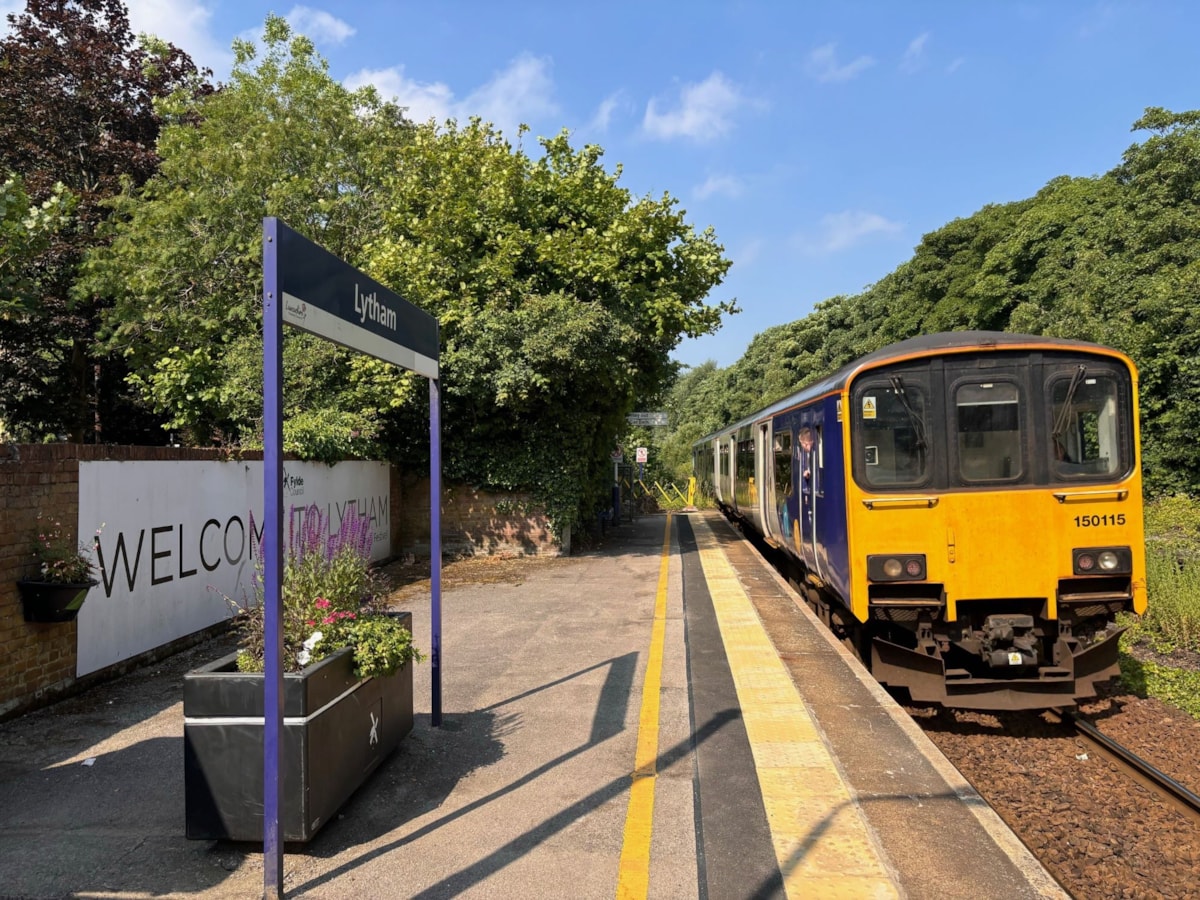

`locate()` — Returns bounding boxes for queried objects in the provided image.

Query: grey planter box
[183,612,414,842]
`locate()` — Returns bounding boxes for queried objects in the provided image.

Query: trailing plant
[29,513,103,584]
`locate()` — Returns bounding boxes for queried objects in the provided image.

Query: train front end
[843,337,1146,711]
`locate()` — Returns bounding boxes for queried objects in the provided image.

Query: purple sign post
[261,217,440,898]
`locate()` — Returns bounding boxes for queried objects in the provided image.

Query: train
[693,331,1147,711]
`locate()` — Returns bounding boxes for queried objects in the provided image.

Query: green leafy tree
[89,19,735,530]
[0,0,208,441]
[668,108,1200,497]
[365,122,734,527]
[1,174,76,309]
[85,17,417,453]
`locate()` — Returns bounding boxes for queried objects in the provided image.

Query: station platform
[0,510,1067,898]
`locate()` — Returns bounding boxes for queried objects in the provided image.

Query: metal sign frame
[262,218,442,896]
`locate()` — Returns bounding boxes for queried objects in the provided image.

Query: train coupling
[981,614,1039,668]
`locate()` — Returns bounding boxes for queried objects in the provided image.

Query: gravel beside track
[913,686,1200,900]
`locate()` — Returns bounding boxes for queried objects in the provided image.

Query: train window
[855,380,929,487]
[737,433,755,507]
[815,426,823,496]
[1049,372,1123,478]
[774,432,793,501]
[955,381,1023,482]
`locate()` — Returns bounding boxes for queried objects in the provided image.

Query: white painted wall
[76,460,390,676]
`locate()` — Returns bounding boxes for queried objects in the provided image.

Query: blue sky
[6,1,1198,368]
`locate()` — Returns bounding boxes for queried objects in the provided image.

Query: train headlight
[868,554,926,582]
[1072,547,1132,576]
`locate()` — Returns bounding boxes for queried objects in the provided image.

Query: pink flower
[314,597,331,609]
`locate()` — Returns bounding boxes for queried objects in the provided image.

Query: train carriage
[695,331,1146,711]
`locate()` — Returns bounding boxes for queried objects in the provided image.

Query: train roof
[693,330,1121,444]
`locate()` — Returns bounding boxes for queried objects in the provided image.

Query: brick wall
[0,444,241,720]
[392,472,567,558]
[3,445,562,721]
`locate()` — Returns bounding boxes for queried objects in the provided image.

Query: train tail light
[1072,546,1132,576]
[868,554,926,582]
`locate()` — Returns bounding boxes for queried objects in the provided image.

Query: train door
[808,410,827,582]
[943,358,1032,601]
[798,412,818,573]
[756,422,774,540]
[772,421,796,550]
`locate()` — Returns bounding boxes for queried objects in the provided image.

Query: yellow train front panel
[845,482,1147,624]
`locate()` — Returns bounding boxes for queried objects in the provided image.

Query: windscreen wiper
[888,375,927,452]
[1052,365,1087,457]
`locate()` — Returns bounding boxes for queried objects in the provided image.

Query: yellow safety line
[615,513,672,899]
[690,514,899,899]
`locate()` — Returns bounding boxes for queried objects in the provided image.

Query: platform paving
[0,511,1067,899]
[0,514,697,898]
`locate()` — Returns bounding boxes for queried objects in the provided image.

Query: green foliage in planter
[231,503,422,676]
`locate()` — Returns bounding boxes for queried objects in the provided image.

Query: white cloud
[946,57,965,74]
[464,53,557,134]
[346,53,557,138]
[643,72,754,142]
[346,66,455,122]
[123,0,230,74]
[587,92,626,133]
[797,211,903,254]
[286,6,355,45]
[694,174,745,200]
[806,43,875,83]
[900,32,929,74]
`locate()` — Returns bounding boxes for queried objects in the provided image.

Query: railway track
[1050,708,1200,829]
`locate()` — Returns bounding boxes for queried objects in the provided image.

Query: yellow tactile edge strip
[691,513,900,900]
[724,522,1072,900]
[616,513,673,899]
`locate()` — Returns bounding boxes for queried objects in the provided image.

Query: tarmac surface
[0,511,1066,899]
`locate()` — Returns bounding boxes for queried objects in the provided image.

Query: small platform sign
[627,411,668,427]
[635,447,649,463]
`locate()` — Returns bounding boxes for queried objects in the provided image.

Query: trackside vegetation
[650,108,1200,715]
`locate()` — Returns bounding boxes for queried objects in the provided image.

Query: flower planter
[183,611,414,842]
[17,579,97,622]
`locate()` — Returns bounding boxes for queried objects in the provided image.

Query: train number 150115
[1074,514,1126,527]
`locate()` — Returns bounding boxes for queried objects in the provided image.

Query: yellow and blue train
[694,331,1146,710]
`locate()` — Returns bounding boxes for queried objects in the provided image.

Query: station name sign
[627,411,668,427]
[275,220,438,378]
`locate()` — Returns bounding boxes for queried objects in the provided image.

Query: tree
[363,121,735,526]
[0,0,208,441]
[1,174,75,308]
[665,108,1200,497]
[89,18,735,529]
[85,17,417,456]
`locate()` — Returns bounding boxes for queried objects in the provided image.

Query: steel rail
[1062,711,1200,825]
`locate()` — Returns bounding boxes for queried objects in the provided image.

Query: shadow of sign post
[262,217,441,898]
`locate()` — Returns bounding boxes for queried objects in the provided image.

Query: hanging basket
[16,579,97,623]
